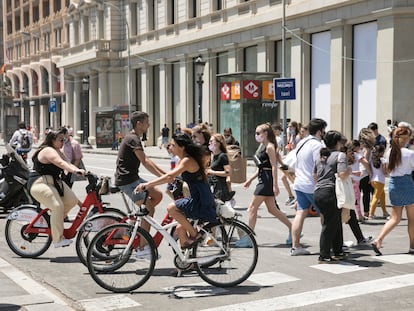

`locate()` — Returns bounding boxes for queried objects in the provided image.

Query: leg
[353,181,362,219]
[405,204,414,249]
[369,181,380,217]
[136,187,163,233]
[281,174,294,198]
[360,176,371,216]
[373,206,403,250]
[167,203,198,243]
[348,209,365,243]
[247,195,264,230]
[263,196,291,230]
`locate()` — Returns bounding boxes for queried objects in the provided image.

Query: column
[89,73,98,140]
[73,77,82,137]
[98,70,108,108]
[63,77,74,128]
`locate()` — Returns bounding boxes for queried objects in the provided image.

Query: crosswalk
[78,253,414,311]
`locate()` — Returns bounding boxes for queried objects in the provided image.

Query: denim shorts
[295,190,320,213]
[118,177,148,203]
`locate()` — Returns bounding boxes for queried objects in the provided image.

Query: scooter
[0,144,33,213]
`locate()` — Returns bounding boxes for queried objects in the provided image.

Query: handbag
[335,173,355,210]
[70,160,87,182]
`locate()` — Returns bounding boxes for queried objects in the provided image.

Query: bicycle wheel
[194,219,258,287]
[75,214,123,266]
[5,204,52,258]
[86,223,156,293]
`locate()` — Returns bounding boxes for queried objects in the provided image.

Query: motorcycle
[0,144,34,213]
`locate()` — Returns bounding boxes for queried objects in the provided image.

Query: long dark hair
[173,133,207,181]
[32,128,66,159]
[372,145,385,169]
[388,126,412,172]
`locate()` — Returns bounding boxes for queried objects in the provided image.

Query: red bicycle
[5,173,126,258]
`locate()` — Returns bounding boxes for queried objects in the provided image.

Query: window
[189,0,197,18]
[147,0,155,31]
[217,52,228,74]
[244,46,257,71]
[213,0,223,11]
[167,0,175,25]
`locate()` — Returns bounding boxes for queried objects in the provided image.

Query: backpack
[226,145,246,183]
[20,131,31,149]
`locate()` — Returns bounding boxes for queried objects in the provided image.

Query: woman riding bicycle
[28,129,86,248]
[137,132,216,249]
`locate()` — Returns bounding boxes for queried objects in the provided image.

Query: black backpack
[20,131,31,149]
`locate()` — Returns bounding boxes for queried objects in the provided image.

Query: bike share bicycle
[85,191,259,293]
[4,172,126,258]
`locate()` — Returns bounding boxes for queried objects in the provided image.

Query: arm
[208,163,231,178]
[134,149,167,177]
[137,157,191,191]
[41,148,85,175]
[267,143,280,196]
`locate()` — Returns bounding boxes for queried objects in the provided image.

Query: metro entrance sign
[49,98,57,112]
[273,78,296,101]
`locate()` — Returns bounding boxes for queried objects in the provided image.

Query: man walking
[290,118,327,256]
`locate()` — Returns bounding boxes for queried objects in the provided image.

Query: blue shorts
[118,178,148,203]
[295,190,319,213]
[389,175,414,206]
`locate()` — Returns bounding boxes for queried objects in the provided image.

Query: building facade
[3,0,414,153]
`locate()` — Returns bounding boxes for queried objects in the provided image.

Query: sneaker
[358,236,374,245]
[285,232,304,245]
[318,256,339,264]
[136,245,152,260]
[234,235,252,248]
[285,197,296,206]
[54,238,73,248]
[290,247,310,256]
[408,248,414,255]
[332,253,348,260]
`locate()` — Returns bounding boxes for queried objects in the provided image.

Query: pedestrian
[136,133,216,249]
[27,129,86,248]
[241,123,292,247]
[286,121,301,152]
[290,118,327,256]
[114,111,165,258]
[223,127,239,146]
[368,122,387,148]
[358,128,376,221]
[372,125,414,255]
[61,127,84,188]
[9,121,33,162]
[191,123,211,167]
[313,130,350,263]
[175,123,182,134]
[161,123,170,148]
[207,133,235,202]
[368,144,390,220]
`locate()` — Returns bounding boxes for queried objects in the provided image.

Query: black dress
[209,152,232,201]
[254,146,274,196]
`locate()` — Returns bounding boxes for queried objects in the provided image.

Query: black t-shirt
[114,132,143,186]
[210,152,229,183]
[161,127,169,138]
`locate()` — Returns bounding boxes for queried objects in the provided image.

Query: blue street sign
[49,99,57,112]
[274,78,296,101]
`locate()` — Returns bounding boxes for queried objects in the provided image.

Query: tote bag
[335,173,355,210]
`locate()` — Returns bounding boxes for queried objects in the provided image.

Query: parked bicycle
[86,192,258,293]
[5,173,126,258]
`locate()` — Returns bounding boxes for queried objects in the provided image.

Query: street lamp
[194,56,206,123]
[82,77,90,145]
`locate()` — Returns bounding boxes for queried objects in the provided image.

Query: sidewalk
[0,258,73,311]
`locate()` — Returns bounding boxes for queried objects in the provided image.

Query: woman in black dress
[240,123,292,247]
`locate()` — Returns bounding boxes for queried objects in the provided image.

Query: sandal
[371,240,383,256]
[182,233,203,249]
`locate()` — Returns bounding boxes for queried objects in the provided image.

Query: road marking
[0,257,72,309]
[373,254,414,264]
[311,261,368,274]
[200,273,414,311]
[248,271,299,286]
[79,295,141,311]
[165,282,228,298]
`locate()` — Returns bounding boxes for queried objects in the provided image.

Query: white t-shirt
[370,157,386,183]
[386,147,414,177]
[293,135,323,193]
[350,152,363,182]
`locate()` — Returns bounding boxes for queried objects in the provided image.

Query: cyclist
[114,111,165,257]
[9,121,33,163]
[137,133,216,249]
[27,129,86,248]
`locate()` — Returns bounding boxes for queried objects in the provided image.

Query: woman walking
[241,123,292,247]
[372,125,414,255]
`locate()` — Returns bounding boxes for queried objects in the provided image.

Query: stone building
[3,0,414,153]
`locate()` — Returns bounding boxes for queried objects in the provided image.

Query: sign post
[274,78,296,101]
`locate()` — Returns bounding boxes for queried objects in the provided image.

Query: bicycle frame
[20,175,113,240]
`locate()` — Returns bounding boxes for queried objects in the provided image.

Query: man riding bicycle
[9,121,33,163]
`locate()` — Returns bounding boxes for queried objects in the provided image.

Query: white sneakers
[136,245,152,260]
[290,247,310,256]
[54,238,73,248]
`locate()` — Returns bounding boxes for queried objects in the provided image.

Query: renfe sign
[274,78,296,101]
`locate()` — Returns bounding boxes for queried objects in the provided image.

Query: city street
[0,148,414,311]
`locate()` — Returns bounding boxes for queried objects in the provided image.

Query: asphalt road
[1,149,414,311]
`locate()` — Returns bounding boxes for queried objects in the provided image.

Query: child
[368,145,390,220]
